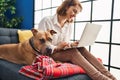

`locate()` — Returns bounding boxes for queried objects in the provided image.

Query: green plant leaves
[0,0,23,28]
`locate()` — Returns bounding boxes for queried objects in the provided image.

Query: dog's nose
[46,47,52,54]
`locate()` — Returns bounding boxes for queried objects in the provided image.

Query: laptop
[64,23,102,49]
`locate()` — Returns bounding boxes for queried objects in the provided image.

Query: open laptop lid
[78,23,102,47]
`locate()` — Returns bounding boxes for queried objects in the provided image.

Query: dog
[0,28,56,65]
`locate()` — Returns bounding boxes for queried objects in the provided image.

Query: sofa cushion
[0,59,91,80]
[0,59,34,80]
[0,28,19,45]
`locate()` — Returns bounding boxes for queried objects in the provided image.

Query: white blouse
[38,14,72,46]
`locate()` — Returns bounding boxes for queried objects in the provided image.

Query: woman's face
[66,5,81,21]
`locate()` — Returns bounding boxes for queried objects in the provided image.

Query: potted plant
[0,0,23,28]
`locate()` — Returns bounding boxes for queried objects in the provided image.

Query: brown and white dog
[0,29,56,65]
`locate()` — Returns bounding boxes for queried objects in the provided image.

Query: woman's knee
[51,48,79,62]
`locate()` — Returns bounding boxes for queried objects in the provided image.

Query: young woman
[38,0,117,80]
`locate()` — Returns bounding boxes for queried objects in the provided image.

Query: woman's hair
[57,0,82,16]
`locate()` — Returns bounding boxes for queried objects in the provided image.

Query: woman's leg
[77,47,117,80]
[51,48,112,80]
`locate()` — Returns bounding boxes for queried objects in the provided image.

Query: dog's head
[30,28,57,55]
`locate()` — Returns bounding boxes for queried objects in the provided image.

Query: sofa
[0,28,92,80]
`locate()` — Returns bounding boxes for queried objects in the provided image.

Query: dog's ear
[49,30,57,35]
[31,28,38,36]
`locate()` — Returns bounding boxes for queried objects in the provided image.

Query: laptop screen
[78,23,102,47]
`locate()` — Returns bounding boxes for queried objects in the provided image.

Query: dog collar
[29,37,41,54]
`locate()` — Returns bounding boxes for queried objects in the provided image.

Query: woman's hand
[71,41,79,47]
[53,42,69,53]
[57,42,69,50]
[54,42,69,52]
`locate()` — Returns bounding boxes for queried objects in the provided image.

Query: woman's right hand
[56,42,69,50]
